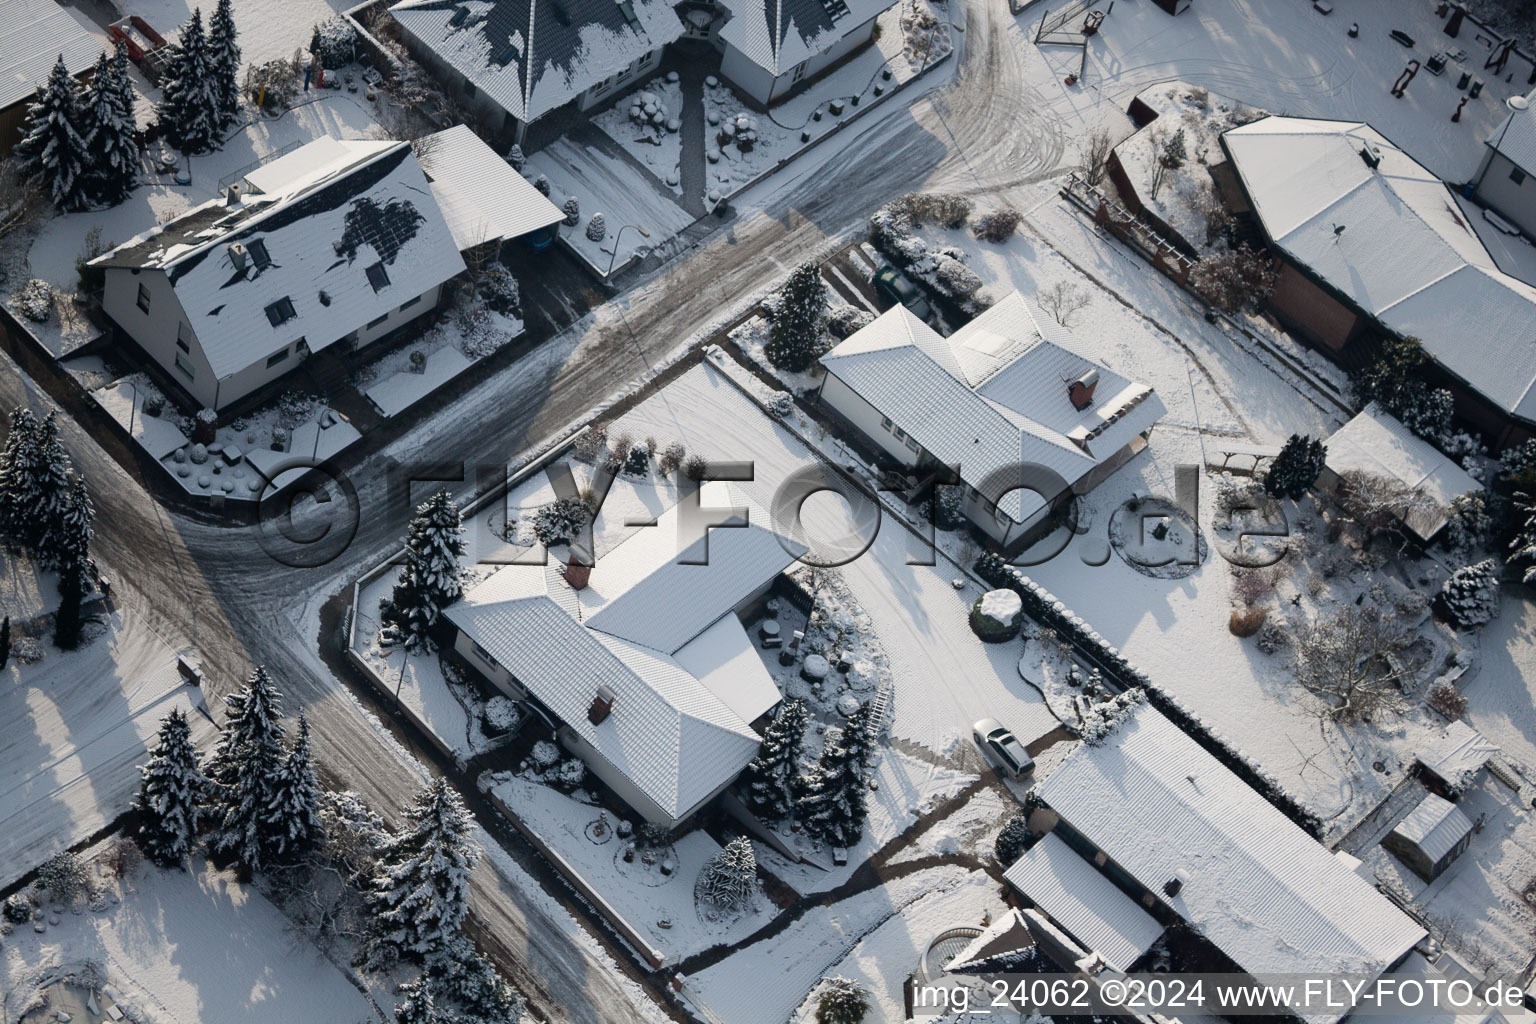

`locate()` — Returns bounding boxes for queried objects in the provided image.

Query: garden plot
[484,772,774,962]
[0,854,377,1024]
[361,305,526,418]
[592,74,685,195]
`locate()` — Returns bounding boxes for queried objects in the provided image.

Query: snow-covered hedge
[310,16,357,69]
[14,279,53,322]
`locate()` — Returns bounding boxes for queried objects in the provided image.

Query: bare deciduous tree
[1333,469,1434,542]
[0,158,46,240]
[1082,126,1114,187]
[1038,280,1091,327]
[1293,606,1418,721]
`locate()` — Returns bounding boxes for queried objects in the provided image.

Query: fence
[217,139,303,191]
[1061,172,1195,281]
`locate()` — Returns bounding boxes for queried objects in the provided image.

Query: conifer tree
[136,708,208,867]
[31,412,78,569]
[208,0,241,124]
[1508,489,1536,584]
[51,477,93,650]
[381,489,464,653]
[267,713,321,864]
[394,979,443,1024]
[739,699,810,822]
[14,56,91,211]
[83,45,139,205]
[0,408,40,550]
[158,10,223,154]
[1265,434,1327,500]
[207,666,287,873]
[1438,558,1500,629]
[797,705,875,850]
[423,935,526,1021]
[765,261,829,372]
[697,836,758,915]
[362,778,479,968]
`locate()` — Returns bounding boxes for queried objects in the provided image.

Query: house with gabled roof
[817,290,1164,553]
[91,137,465,413]
[446,481,797,827]
[713,0,895,106]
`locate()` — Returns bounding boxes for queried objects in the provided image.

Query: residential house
[1218,115,1536,447]
[389,0,686,146]
[445,482,797,828]
[1472,93,1536,238]
[1011,703,1425,1023]
[713,0,894,106]
[0,0,104,153]
[90,138,465,413]
[817,291,1165,553]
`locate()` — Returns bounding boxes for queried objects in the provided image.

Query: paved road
[0,2,1086,1020]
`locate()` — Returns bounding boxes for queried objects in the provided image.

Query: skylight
[366,262,391,292]
[264,296,297,326]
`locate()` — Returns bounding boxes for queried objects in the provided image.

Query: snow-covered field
[1,855,377,1024]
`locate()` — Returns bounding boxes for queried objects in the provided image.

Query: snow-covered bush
[658,440,686,476]
[766,261,829,372]
[603,431,632,474]
[457,306,513,359]
[683,454,708,482]
[188,443,209,465]
[623,440,650,475]
[970,589,1023,643]
[309,16,357,69]
[1265,434,1325,500]
[143,394,164,418]
[15,279,52,322]
[1189,245,1276,313]
[1255,618,1289,655]
[243,58,299,109]
[1438,559,1500,629]
[532,173,549,196]
[1501,439,1536,482]
[816,978,870,1024]
[827,304,875,339]
[1427,681,1468,718]
[1076,688,1145,745]
[898,192,972,230]
[767,392,795,419]
[994,814,1029,866]
[3,893,33,923]
[1441,492,1491,553]
[506,144,525,171]
[572,424,607,462]
[270,426,289,451]
[484,696,518,733]
[531,497,593,546]
[973,208,1021,242]
[36,850,87,904]
[531,740,560,770]
[930,484,964,531]
[477,265,520,315]
[935,256,982,298]
[585,213,606,242]
[556,758,585,787]
[696,836,758,916]
[562,196,579,226]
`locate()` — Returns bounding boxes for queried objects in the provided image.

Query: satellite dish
[1511,95,1531,111]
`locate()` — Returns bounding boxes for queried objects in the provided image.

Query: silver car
[973,718,1033,777]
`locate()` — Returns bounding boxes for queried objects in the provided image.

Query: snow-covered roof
[0,0,102,111]
[389,0,685,125]
[1415,721,1498,794]
[1323,403,1480,541]
[419,124,564,249]
[820,291,1165,521]
[715,0,892,78]
[1390,794,1474,865]
[945,909,1041,976]
[1485,94,1536,176]
[1222,116,1536,424]
[446,483,795,821]
[1003,832,1164,971]
[92,140,465,380]
[1037,704,1425,1013]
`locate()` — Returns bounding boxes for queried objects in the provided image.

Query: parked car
[973,718,1033,777]
[874,265,932,321]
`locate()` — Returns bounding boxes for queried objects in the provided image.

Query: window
[471,641,499,668]
[791,60,807,83]
[266,347,289,368]
[398,294,421,311]
[904,436,920,453]
[892,425,908,441]
[176,322,191,353]
[366,313,390,329]
[247,239,272,269]
[264,297,297,326]
[136,283,151,313]
[365,262,390,292]
[174,352,194,379]
[879,415,894,432]
[1513,167,1529,186]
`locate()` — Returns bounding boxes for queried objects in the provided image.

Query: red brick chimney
[1068,368,1100,411]
[565,556,591,590]
[588,684,616,725]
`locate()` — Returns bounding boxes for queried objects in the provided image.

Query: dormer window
[264,296,297,326]
[248,238,272,269]
[365,262,391,292]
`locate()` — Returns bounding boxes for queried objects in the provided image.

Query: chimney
[588,684,616,725]
[228,242,248,272]
[564,555,591,590]
[225,183,242,205]
[1164,869,1191,898]
[1068,368,1099,410]
[1359,144,1381,170]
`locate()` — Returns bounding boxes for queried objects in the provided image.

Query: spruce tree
[208,0,242,125]
[158,10,223,154]
[394,979,443,1024]
[765,261,829,372]
[423,935,525,1021]
[362,777,479,968]
[1438,559,1500,629]
[697,836,758,915]
[51,477,93,650]
[31,412,78,569]
[1508,489,1536,584]
[267,713,321,864]
[739,699,810,822]
[82,46,139,205]
[1265,434,1326,500]
[0,408,40,550]
[381,489,464,653]
[797,709,874,850]
[14,56,91,211]
[136,708,208,867]
[207,666,287,873]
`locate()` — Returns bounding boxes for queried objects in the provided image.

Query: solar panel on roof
[819,0,851,20]
[448,6,469,26]
[616,0,640,31]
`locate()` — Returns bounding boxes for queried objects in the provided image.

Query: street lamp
[605,223,651,278]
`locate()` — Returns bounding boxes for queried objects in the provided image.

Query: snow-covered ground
[592,75,685,195]
[360,307,525,418]
[1,854,378,1024]
[120,0,353,69]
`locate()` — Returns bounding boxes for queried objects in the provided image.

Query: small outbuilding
[1384,793,1475,883]
[1416,721,1499,798]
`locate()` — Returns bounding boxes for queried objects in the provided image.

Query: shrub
[572,424,607,462]
[143,394,164,418]
[506,144,525,170]
[817,979,870,1024]
[971,589,1023,643]
[973,208,1021,242]
[532,174,550,196]
[1442,492,1491,554]
[1190,245,1276,314]
[624,440,651,475]
[562,197,580,226]
[309,16,358,69]
[15,279,53,322]
[1231,566,1275,606]
[827,304,875,339]
[1501,439,1536,483]
[244,57,300,109]
[994,814,1030,866]
[556,758,586,787]
[531,497,593,546]
[902,192,973,229]
[935,257,982,298]
[585,213,606,242]
[1427,681,1468,718]
[767,392,794,418]
[1438,559,1500,629]
[1229,606,1267,637]
[683,454,708,482]
[658,441,686,476]
[36,850,87,904]
[478,265,520,315]
[188,443,209,465]
[101,836,143,878]
[531,740,560,769]
[1255,618,1289,655]
[485,696,518,732]
[2,893,33,923]
[604,431,632,474]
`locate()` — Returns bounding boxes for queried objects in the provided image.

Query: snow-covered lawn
[592,74,685,195]
[484,772,774,963]
[0,613,214,889]
[1,855,377,1023]
[120,0,350,70]
[526,137,694,278]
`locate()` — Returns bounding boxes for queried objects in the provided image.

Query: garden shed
[1384,793,1475,883]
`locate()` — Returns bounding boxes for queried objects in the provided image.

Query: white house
[713,0,894,106]
[389,0,686,145]
[91,138,464,412]
[818,291,1165,552]
[445,482,797,828]
[1017,703,1426,1020]
[1472,94,1536,238]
